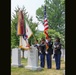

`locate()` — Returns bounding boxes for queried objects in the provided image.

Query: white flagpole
[19,36,22,47]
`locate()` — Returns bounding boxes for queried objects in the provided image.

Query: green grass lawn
[11,58,65,75]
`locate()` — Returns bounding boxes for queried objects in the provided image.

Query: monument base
[25,65,42,71]
[25,46,42,71]
[11,64,23,67]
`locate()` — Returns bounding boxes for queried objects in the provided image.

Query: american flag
[44,6,49,39]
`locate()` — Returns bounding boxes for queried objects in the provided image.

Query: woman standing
[53,37,62,70]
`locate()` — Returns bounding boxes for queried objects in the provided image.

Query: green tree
[36,29,65,49]
[11,7,20,48]
[36,0,65,35]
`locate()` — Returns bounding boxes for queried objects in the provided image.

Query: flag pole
[19,36,22,48]
[19,36,22,46]
[33,34,36,41]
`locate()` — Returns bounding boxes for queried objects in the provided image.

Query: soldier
[45,36,53,69]
[53,37,61,70]
[39,39,46,68]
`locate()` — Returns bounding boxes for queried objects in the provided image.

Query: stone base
[11,64,23,67]
[25,66,42,71]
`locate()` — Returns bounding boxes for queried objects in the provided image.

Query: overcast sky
[11,0,45,31]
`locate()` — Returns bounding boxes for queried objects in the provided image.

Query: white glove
[57,45,59,47]
[54,45,56,48]
[39,51,42,54]
[45,51,48,54]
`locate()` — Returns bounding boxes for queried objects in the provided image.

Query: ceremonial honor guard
[53,37,61,70]
[46,36,53,69]
[39,39,46,68]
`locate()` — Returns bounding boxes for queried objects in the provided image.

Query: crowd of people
[34,36,62,70]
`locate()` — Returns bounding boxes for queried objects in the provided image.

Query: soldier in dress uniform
[39,39,46,68]
[53,37,61,70]
[45,36,53,69]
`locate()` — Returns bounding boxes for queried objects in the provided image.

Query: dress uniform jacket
[54,42,62,69]
[47,41,53,55]
[39,43,46,55]
[54,42,61,54]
